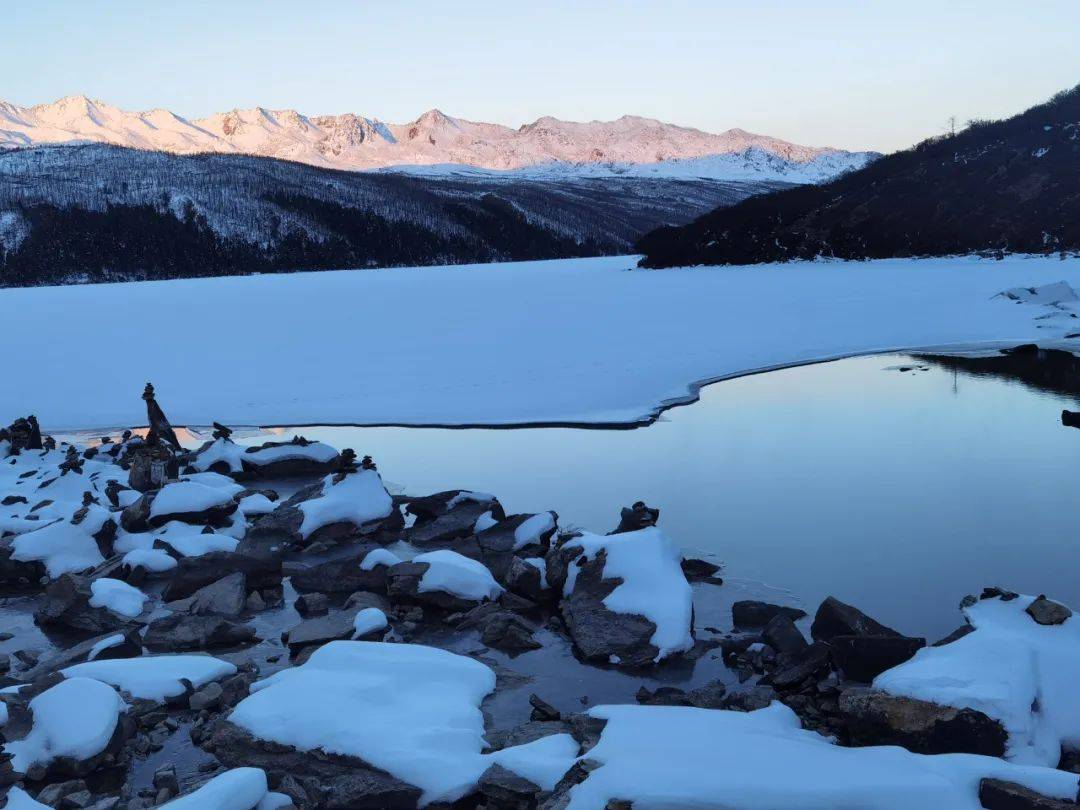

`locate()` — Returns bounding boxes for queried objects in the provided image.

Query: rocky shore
[1,397,1079,809]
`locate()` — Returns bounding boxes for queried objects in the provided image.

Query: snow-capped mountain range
[0,95,877,182]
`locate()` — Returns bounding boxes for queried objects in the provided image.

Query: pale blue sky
[6,0,1079,152]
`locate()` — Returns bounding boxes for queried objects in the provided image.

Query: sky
[5,0,1080,153]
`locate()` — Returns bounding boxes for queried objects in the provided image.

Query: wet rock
[289,552,389,594]
[680,557,723,584]
[23,628,142,680]
[768,642,833,691]
[479,611,541,653]
[295,592,330,617]
[636,681,732,709]
[143,613,255,651]
[34,575,134,634]
[548,535,690,668]
[1063,410,1080,430]
[478,764,542,809]
[839,686,1007,756]
[720,685,779,712]
[811,596,900,642]
[829,634,925,682]
[207,720,422,808]
[161,552,281,601]
[386,560,494,613]
[249,473,401,549]
[932,624,975,646]
[474,512,558,581]
[504,556,544,602]
[732,600,808,628]
[282,610,359,656]
[529,694,562,722]
[167,572,247,617]
[239,436,342,478]
[610,501,659,534]
[35,779,89,807]
[979,778,1078,809]
[1026,595,1073,626]
[403,490,504,548]
[188,681,224,712]
[762,613,809,656]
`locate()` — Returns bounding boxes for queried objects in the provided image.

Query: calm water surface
[245,353,1080,639]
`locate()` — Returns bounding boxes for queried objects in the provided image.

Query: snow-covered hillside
[0,95,876,180]
[2,254,1078,430]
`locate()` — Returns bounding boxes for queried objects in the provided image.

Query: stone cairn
[129,383,182,492]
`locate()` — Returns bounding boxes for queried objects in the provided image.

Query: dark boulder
[34,575,135,634]
[207,720,422,809]
[680,557,722,583]
[762,614,809,656]
[478,764,542,810]
[289,551,390,595]
[839,687,1007,756]
[144,613,255,651]
[732,600,807,628]
[479,611,542,653]
[610,501,659,534]
[811,596,900,642]
[830,634,925,682]
[551,546,667,668]
[767,642,833,690]
[162,552,281,601]
[980,778,1079,809]
[282,610,361,656]
[1026,595,1073,626]
[403,490,504,548]
[166,572,247,617]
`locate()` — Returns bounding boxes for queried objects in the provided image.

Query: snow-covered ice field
[3,254,1079,429]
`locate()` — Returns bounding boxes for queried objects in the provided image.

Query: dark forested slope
[638,85,1080,267]
[0,144,785,286]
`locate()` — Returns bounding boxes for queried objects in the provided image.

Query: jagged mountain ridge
[0,95,876,179]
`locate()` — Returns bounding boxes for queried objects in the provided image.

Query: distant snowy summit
[0,95,876,182]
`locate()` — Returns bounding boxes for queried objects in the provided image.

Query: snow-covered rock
[3,677,127,778]
[88,577,148,618]
[160,767,269,809]
[252,468,395,547]
[351,607,388,639]
[240,438,340,477]
[142,480,238,528]
[9,503,114,578]
[547,526,694,666]
[189,437,248,475]
[360,547,402,570]
[216,641,496,805]
[121,547,179,573]
[387,550,503,611]
[63,654,237,701]
[552,702,1080,810]
[874,591,1080,766]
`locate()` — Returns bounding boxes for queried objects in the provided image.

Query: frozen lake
[235,351,1080,639]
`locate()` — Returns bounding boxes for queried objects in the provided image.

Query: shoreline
[48,339,1076,436]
